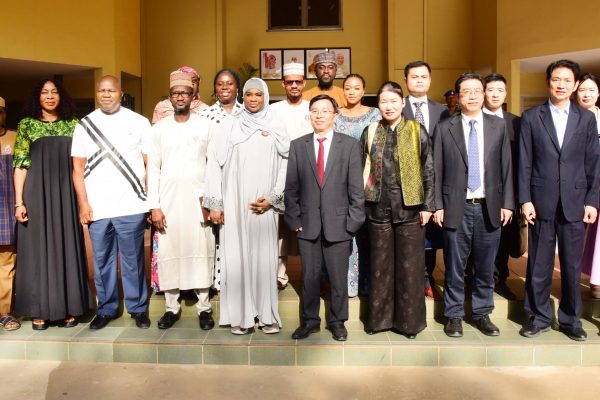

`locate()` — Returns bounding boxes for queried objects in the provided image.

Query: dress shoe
[57,316,79,328]
[157,311,180,329]
[474,315,500,336]
[519,318,551,338]
[89,315,114,330]
[494,281,517,300]
[131,312,151,329]
[329,324,347,341]
[261,323,280,334]
[32,319,49,331]
[591,284,600,299]
[444,318,463,338]
[560,326,587,342]
[198,310,215,331]
[292,323,320,339]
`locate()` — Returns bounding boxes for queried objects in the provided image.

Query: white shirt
[482,106,504,119]
[71,107,150,220]
[461,112,486,199]
[313,130,334,169]
[408,94,430,132]
[549,100,570,148]
[270,99,313,141]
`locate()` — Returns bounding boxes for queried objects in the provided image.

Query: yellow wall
[388,0,479,103]
[496,0,600,112]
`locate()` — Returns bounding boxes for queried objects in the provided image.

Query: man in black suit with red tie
[519,59,600,341]
[284,95,365,341]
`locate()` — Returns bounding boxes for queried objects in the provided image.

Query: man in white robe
[147,71,215,330]
[270,63,313,288]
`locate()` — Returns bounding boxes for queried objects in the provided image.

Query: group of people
[0,51,599,344]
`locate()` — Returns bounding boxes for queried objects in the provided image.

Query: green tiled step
[146,279,600,324]
[2,315,600,366]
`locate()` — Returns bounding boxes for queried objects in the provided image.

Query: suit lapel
[322,133,341,188]
[448,116,468,166]
[482,115,495,183]
[403,97,414,119]
[304,135,320,185]
[428,102,437,132]
[539,103,561,152]
[562,102,579,150]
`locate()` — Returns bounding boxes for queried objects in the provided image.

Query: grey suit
[433,113,513,320]
[285,132,365,327]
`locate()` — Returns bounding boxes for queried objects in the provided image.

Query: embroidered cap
[170,71,194,89]
[283,62,304,77]
[315,50,336,66]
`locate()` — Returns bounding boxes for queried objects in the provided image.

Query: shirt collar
[314,130,334,142]
[482,106,503,118]
[408,94,428,106]
[461,111,484,127]
[548,99,570,115]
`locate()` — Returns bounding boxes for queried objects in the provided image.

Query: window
[269,0,341,30]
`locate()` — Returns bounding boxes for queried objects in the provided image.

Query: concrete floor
[1,360,598,400]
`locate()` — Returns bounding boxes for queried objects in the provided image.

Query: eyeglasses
[310,109,335,116]
[459,88,484,96]
[170,91,193,98]
[284,80,304,86]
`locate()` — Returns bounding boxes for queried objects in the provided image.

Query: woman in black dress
[13,79,91,330]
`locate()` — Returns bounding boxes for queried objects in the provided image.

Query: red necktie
[317,137,326,184]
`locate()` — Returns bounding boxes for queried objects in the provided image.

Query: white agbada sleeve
[146,124,162,210]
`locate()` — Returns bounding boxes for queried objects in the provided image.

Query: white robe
[147,114,215,291]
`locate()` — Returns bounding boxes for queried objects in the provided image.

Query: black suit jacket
[284,132,366,242]
[433,113,514,229]
[518,100,600,221]
[403,98,447,136]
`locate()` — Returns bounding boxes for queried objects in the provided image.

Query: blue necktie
[467,120,481,191]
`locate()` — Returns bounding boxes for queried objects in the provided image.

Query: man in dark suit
[402,60,448,298]
[433,72,514,338]
[284,94,365,341]
[519,59,600,341]
[482,73,521,300]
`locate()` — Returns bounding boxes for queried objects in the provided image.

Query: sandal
[0,315,21,331]
[57,316,78,328]
[32,319,49,331]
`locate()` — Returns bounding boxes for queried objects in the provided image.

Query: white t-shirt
[71,107,151,220]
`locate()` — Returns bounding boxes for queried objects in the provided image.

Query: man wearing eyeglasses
[152,66,208,124]
[432,72,513,338]
[271,63,314,289]
[302,50,347,107]
[72,76,151,330]
[146,71,216,331]
[285,94,365,341]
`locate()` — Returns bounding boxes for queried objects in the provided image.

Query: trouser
[88,213,148,316]
[164,288,211,315]
[0,245,16,315]
[524,206,585,329]
[443,203,500,320]
[298,234,351,327]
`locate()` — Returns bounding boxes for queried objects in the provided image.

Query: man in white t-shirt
[72,76,151,330]
[270,62,313,288]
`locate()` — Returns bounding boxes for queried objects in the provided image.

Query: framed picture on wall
[282,49,305,67]
[305,48,351,79]
[259,49,283,80]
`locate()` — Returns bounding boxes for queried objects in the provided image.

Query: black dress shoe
[32,319,49,331]
[89,315,114,330]
[131,312,151,329]
[474,315,500,336]
[57,316,79,328]
[157,311,179,329]
[292,323,320,339]
[519,318,551,338]
[329,324,348,341]
[199,310,215,330]
[494,281,517,300]
[444,318,463,338]
[560,326,587,341]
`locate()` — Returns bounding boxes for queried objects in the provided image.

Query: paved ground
[1,360,598,400]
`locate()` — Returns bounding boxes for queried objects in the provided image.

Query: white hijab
[216,78,289,165]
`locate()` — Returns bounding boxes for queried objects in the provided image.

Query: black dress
[14,135,92,320]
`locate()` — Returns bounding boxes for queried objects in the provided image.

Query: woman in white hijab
[204,78,289,334]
